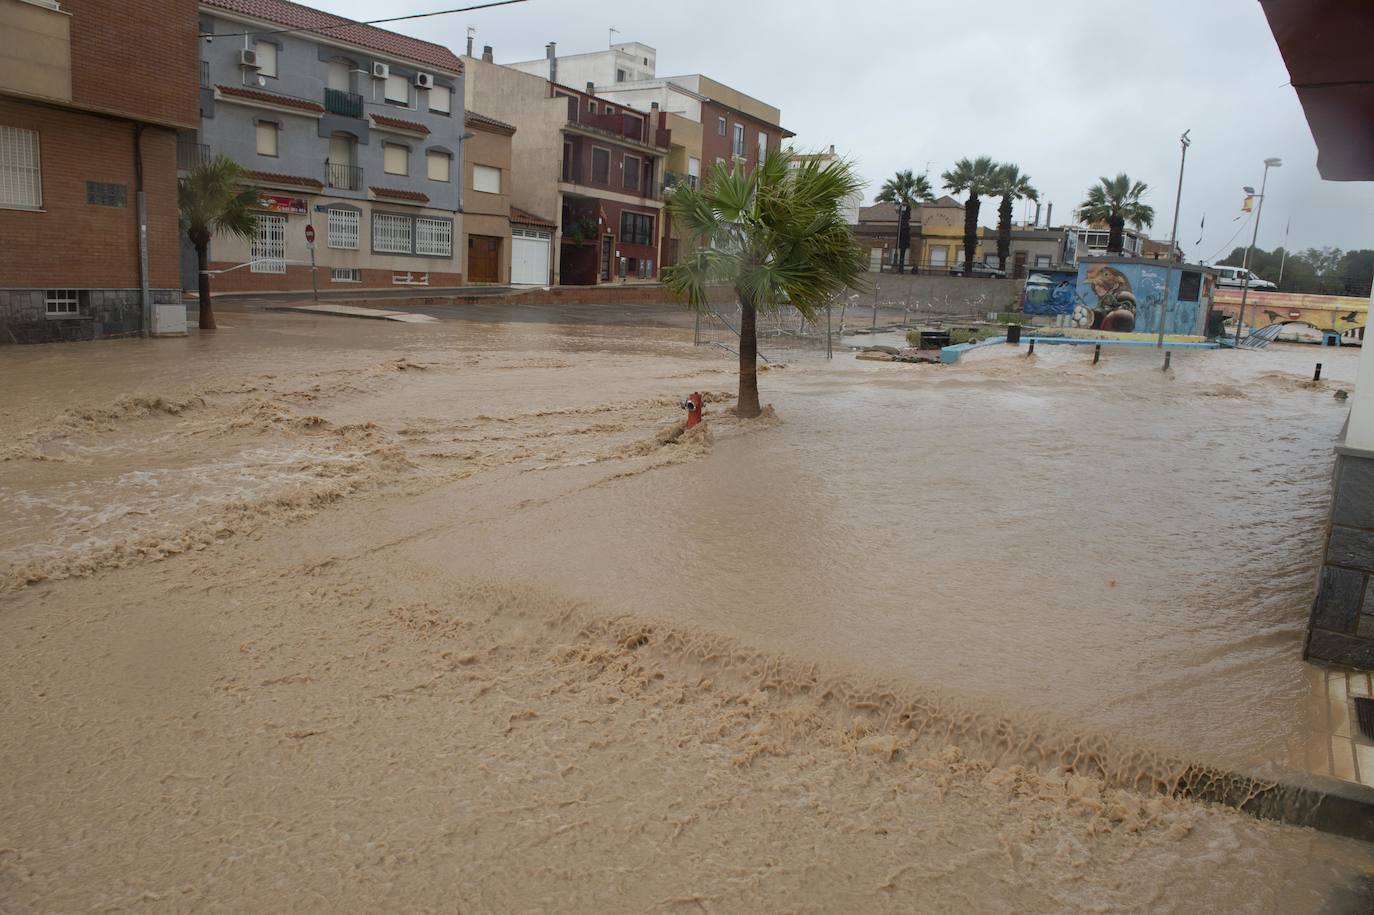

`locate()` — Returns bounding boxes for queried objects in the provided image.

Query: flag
[1242,195,1254,213]
[1196,213,1205,246]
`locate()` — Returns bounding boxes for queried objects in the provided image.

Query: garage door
[511,228,551,285]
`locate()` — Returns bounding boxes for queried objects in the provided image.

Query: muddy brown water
[2,307,1372,911]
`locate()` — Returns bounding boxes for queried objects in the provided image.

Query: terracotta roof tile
[509,207,555,228]
[370,186,430,203]
[217,84,324,113]
[203,0,462,73]
[466,111,516,135]
[246,170,324,189]
[370,113,430,135]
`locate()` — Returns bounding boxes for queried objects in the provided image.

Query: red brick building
[0,0,199,342]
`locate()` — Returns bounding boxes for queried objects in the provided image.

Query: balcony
[324,88,364,118]
[325,162,363,191]
[177,138,208,171]
[664,171,698,192]
[564,98,670,151]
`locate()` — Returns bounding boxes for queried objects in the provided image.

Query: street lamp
[1157,129,1191,348]
[1233,157,1282,346]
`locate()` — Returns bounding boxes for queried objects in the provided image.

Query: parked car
[949,261,1009,279]
[1213,265,1277,291]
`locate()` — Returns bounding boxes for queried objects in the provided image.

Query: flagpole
[1278,218,1291,288]
[1158,129,1191,348]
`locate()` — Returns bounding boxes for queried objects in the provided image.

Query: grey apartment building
[193,0,467,292]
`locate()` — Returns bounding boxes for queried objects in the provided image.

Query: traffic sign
[305,224,316,245]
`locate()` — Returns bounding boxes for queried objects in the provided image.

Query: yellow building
[913,196,986,270]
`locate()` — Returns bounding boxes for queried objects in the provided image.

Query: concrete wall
[852,273,1026,315]
[1307,446,1374,669]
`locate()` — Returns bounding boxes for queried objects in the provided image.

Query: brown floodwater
[2,306,1372,911]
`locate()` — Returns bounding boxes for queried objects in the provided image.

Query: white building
[785,144,864,225]
[1073,226,1144,258]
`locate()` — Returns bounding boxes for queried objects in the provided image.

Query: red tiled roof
[203,0,463,74]
[509,207,555,228]
[370,186,429,203]
[466,111,516,135]
[370,113,430,135]
[246,170,323,189]
[217,84,324,113]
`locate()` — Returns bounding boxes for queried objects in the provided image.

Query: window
[928,246,948,268]
[1,126,42,209]
[45,289,80,317]
[327,208,359,249]
[717,116,726,136]
[415,217,453,256]
[620,211,653,246]
[1034,254,1051,268]
[589,101,597,114]
[384,143,408,176]
[954,248,965,266]
[757,131,768,161]
[251,214,286,273]
[732,123,745,158]
[256,121,278,157]
[472,163,501,193]
[616,68,627,82]
[687,157,700,183]
[429,86,450,115]
[330,267,361,282]
[1178,271,1202,302]
[384,73,409,105]
[591,147,610,184]
[85,181,127,208]
[638,259,653,279]
[623,154,640,191]
[373,212,413,253]
[427,150,451,182]
[255,41,278,78]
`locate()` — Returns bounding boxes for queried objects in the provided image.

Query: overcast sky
[322,0,1373,260]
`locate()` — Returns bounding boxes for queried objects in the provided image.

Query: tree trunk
[997,193,1013,270]
[1107,217,1124,255]
[194,232,216,331]
[736,298,761,418]
[896,207,909,274]
[963,194,980,276]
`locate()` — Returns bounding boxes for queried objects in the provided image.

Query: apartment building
[786,145,862,225]
[464,48,670,285]
[195,0,466,292]
[461,111,515,285]
[1,0,198,343]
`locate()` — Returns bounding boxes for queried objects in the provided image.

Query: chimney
[546,42,557,84]
[481,45,493,63]
[829,144,835,155]
[1033,202,1041,227]
[1045,202,1053,227]
[466,28,474,57]
[586,81,595,95]
[650,101,659,112]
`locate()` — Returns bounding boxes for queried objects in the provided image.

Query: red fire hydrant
[682,392,704,430]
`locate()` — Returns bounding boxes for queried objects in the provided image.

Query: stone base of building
[1306,446,1374,670]
[0,289,180,344]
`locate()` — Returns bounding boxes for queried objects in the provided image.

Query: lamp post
[1233,157,1282,346]
[1157,129,1191,348]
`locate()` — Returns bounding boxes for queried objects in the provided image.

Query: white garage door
[511,228,551,285]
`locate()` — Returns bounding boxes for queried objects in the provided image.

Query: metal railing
[558,159,661,200]
[324,88,364,118]
[664,171,697,191]
[325,162,363,191]
[177,139,208,171]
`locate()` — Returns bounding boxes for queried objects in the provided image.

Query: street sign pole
[305,224,318,302]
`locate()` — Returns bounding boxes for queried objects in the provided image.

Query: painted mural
[1022,269,1078,316]
[1072,260,1210,336]
[1210,289,1369,334]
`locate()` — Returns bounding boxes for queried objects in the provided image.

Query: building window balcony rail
[177,139,209,171]
[664,171,697,191]
[200,60,209,89]
[325,162,363,191]
[324,88,364,118]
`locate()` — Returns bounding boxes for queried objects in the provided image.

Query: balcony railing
[177,138,208,171]
[564,100,671,150]
[664,171,698,191]
[325,162,363,191]
[559,160,660,200]
[324,88,364,118]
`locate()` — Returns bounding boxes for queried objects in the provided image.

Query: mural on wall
[1210,289,1369,333]
[1022,269,1078,316]
[1072,260,1209,336]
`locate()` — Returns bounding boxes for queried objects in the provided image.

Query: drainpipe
[133,124,152,337]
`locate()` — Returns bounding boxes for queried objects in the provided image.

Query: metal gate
[251,214,287,274]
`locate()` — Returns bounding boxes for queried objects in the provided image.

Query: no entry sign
[305,224,316,245]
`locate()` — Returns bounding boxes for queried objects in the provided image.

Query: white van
[1213,265,1277,291]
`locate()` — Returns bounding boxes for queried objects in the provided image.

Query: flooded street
[3,306,1372,911]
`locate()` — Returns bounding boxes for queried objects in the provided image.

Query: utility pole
[1157,129,1190,348]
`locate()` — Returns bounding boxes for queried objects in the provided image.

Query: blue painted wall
[1074,259,1209,335]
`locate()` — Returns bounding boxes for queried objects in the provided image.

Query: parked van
[1213,265,1278,291]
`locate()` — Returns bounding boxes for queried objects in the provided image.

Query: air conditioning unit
[238,48,259,68]
[371,61,390,80]
[414,72,434,90]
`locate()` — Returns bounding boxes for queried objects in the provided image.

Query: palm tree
[941,156,999,276]
[663,150,866,418]
[874,169,934,274]
[992,164,1038,272]
[178,156,260,330]
[1077,174,1155,255]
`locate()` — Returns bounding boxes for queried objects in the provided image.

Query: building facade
[786,145,863,225]
[195,0,466,293]
[461,111,515,285]
[1,0,199,343]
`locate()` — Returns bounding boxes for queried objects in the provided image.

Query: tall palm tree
[941,156,999,276]
[874,169,933,274]
[1077,173,1155,255]
[664,150,866,418]
[179,156,260,330]
[992,164,1038,272]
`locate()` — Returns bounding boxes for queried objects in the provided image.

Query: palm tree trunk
[963,195,979,276]
[195,240,216,331]
[896,208,909,274]
[997,194,1013,271]
[1107,217,1124,255]
[737,298,761,418]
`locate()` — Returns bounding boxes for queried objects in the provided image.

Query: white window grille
[251,214,287,273]
[330,267,361,282]
[393,271,429,286]
[0,126,42,209]
[415,217,452,257]
[373,213,413,253]
[45,289,79,316]
[327,208,359,249]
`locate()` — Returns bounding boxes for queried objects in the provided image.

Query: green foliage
[875,169,934,210]
[1078,174,1154,254]
[1217,245,1374,295]
[992,163,1038,204]
[941,156,1000,197]
[178,155,260,246]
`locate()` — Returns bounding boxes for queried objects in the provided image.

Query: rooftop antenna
[609,26,619,48]
[466,26,475,57]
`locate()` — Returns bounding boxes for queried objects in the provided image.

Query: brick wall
[65,0,200,129]
[699,100,782,171]
[0,100,181,290]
